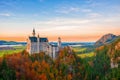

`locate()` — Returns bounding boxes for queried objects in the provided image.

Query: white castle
[26,29,62,59]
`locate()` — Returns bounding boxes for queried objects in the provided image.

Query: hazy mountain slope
[95,33,117,47]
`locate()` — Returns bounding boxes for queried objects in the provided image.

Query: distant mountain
[0,40,26,45]
[0,40,94,47]
[95,33,118,47]
[50,42,94,47]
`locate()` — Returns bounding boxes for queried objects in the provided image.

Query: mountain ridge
[95,33,118,47]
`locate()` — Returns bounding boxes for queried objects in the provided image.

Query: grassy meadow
[77,52,95,58]
[0,45,95,58]
[0,46,26,57]
[72,46,95,58]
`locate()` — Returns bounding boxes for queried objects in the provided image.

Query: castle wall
[48,45,53,58]
[52,46,59,59]
[27,29,62,59]
[39,42,48,52]
[30,42,38,54]
[27,38,61,59]
[28,41,60,59]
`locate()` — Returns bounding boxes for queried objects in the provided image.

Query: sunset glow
[0,0,120,42]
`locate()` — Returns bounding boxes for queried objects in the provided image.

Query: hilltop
[95,33,118,47]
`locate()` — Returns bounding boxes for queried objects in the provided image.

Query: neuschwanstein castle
[26,29,62,59]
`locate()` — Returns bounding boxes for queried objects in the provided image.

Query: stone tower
[37,34,40,53]
[58,37,61,49]
[32,28,36,36]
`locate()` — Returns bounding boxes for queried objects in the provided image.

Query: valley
[0,34,120,80]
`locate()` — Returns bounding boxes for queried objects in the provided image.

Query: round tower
[58,37,61,48]
[32,28,36,36]
[37,34,40,53]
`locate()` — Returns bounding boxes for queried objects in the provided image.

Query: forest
[0,38,120,80]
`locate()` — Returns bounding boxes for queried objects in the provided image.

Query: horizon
[0,0,120,42]
[0,32,119,42]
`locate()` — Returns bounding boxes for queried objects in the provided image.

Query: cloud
[88,13,102,18]
[56,6,93,14]
[81,9,92,12]
[33,18,96,36]
[33,17,120,37]
[35,18,92,26]
[56,7,80,14]
[34,15,120,34]
[0,13,11,17]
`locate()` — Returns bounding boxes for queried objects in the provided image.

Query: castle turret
[32,28,36,36]
[37,34,40,53]
[58,37,61,49]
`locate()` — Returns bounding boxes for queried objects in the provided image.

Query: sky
[0,0,120,42]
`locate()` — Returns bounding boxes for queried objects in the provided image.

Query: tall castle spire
[32,28,36,36]
[58,37,61,49]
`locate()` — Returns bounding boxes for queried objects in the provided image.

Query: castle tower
[32,28,36,36]
[37,34,40,53]
[58,37,61,49]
